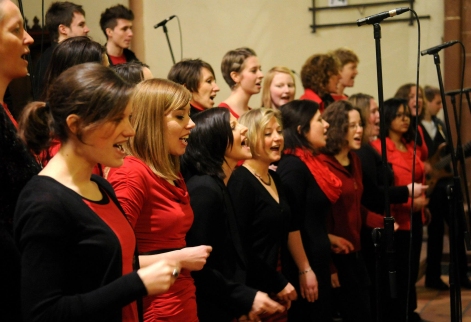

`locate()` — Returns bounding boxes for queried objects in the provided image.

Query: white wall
[142,0,444,107]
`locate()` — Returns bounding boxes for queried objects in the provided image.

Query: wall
[141,0,444,107]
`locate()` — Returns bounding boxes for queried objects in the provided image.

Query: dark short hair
[321,100,363,155]
[383,98,415,142]
[111,61,149,85]
[280,99,320,152]
[46,1,86,42]
[99,4,134,37]
[181,108,233,180]
[221,47,257,89]
[168,59,216,93]
[300,53,340,96]
[42,36,105,100]
[424,85,440,102]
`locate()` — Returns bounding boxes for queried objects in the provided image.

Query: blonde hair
[239,107,282,157]
[127,78,191,180]
[261,66,296,109]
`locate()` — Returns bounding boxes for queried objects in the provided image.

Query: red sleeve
[107,159,147,228]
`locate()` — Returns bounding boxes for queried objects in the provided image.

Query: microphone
[357,7,410,26]
[154,15,176,29]
[420,40,459,56]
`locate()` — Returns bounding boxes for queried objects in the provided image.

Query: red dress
[108,156,198,322]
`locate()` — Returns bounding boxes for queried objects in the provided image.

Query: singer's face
[339,62,358,88]
[389,105,411,136]
[0,0,33,82]
[237,56,263,95]
[345,109,363,151]
[191,67,220,109]
[304,110,329,149]
[107,19,133,49]
[368,98,380,138]
[426,94,442,117]
[408,86,423,116]
[63,13,89,39]
[269,72,295,109]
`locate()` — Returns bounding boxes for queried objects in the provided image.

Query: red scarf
[285,147,342,203]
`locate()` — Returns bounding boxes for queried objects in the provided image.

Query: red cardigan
[319,152,364,251]
[371,137,425,230]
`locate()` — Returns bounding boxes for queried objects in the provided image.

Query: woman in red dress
[108,79,212,322]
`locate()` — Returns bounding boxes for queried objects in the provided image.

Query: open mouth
[180,136,189,144]
[113,143,125,153]
[241,138,249,147]
[270,145,280,152]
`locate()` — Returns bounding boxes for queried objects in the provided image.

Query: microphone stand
[431,52,463,322]
[371,22,397,322]
[161,24,176,65]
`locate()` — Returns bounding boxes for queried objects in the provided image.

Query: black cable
[406,9,420,322]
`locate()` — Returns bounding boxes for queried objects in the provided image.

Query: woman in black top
[228,108,298,320]
[277,99,336,321]
[182,107,284,321]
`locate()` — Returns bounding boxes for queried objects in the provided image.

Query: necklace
[254,172,272,186]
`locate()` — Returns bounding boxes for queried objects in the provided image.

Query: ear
[230,71,240,84]
[58,24,68,37]
[66,114,80,135]
[105,27,113,38]
[297,125,302,135]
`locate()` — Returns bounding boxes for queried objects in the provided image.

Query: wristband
[299,267,312,275]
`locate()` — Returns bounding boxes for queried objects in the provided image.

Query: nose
[24,30,34,45]
[187,117,196,130]
[258,70,264,78]
[84,25,90,34]
[323,119,330,129]
[214,83,220,92]
[124,120,136,137]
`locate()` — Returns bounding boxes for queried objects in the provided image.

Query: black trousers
[426,178,469,282]
[332,251,372,322]
[381,214,423,322]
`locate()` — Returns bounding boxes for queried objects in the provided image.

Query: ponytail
[19,102,54,155]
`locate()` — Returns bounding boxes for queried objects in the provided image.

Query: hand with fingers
[299,268,318,302]
[137,259,181,296]
[248,291,285,321]
[276,282,297,309]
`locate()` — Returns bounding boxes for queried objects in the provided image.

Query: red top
[300,89,325,113]
[371,137,425,230]
[218,102,252,119]
[108,54,127,65]
[82,193,137,322]
[107,156,198,322]
[319,152,364,251]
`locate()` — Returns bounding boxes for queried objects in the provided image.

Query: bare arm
[287,231,318,302]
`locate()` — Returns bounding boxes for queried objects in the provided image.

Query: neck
[244,158,270,176]
[106,42,124,57]
[0,78,9,102]
[336,83,346,95]
[423,111,433,121]
[222,159,237,185]
[334,147,350,166]
[389,131,403,145]
[223,87,252,115]
[41,141,95,188]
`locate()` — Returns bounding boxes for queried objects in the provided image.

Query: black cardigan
[14,175,146,322]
